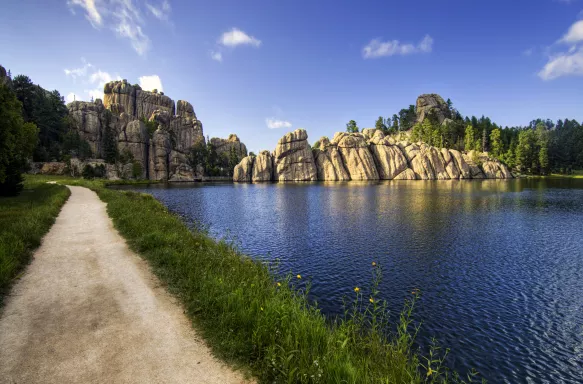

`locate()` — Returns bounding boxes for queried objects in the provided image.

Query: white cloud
[64,59,93,78]
[67,0,167,56]
[363,34,433,59]
[539,18,583,80]
[146,0,171,21]
[266,119,292,129]
[66,92,81,103]
[139,74,163,91]
[210,51,223,62]
[560,19,583,43]
[64,59,122,101]
[219,28,261,47]
[538,47,583,80]
[67,0,102,27]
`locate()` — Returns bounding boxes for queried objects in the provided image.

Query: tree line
[344,99,582,175]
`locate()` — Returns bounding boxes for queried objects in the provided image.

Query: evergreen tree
[346,120,359,133]
[489,128,502,158]
[101,110,118,163]
[464,125,476,151]
[0,85,38,195]
[374,116,387,133]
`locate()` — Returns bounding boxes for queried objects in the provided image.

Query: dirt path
[0,186,249,384]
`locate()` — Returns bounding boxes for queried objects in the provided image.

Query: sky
[1,0,583,153]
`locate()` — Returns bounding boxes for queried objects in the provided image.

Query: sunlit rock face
[273,129,318,181]
[233,128,513,183]
[332,132,379,181]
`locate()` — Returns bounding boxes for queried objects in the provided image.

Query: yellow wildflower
[354,287,360,293]
[260,307,264,311]
[372,261,377,267]
[297,274,302,279]
[277,282,281,287]
[369,298,374,303]
[427,367,433,377]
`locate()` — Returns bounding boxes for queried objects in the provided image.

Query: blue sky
[1,0,582,152]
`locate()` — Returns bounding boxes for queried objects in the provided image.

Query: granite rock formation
[273,129,318,181]
[67,79,211,181]
[234,128,512,183]
[415,94,452,125]
[210,134,248,160]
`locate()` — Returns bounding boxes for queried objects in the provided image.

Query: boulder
[169,115,205,153]
[462,152,485,179]
[426,146,450,180]
[252,151,274,182]
[440,148,461,179]
[403,143,434,180]
[415,94,451,125]
[104,80,175,120]
[368,131,408,179]
[176,100,196,119]
[169,150,196,181]
[233,155,254,182]
[313,137,350,181]
[394,168,416,180]
[333,133,379,180]
[449,149,471,179]
[273,129,318,181]
[361,128,377,140]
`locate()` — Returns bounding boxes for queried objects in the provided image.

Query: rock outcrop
[415,94,452,125]
[233,155,254,182]
[234,128,512,183]
[273,129,318,181]
[67,78,209,181]
[333,132,379,180]
[252,151,274,182]
[210,134,248,160]
[313,137,350,181]
[368,131,408,180]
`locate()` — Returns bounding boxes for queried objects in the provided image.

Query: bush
[132,161,143,179]
[82,164,95,179]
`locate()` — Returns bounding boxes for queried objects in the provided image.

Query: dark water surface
[118,179,583,383]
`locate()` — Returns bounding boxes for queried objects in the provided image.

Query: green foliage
[312,141,320,150]
[142,118,158,138]
[12,75,68,161]
[515,129,538,174]
[249,151,256,157]
[346,120,359,133]
[188,140,242,177]
[82,164,95,179]
[132,161,143,179]
[464,125,476,152]
[374,116,387,133]
[0,178,70,305]
[489,128,502,158]
[0,85,39,196]
[62,131,92,160]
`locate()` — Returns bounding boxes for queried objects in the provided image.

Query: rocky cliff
[67,80,209,181]
[234,128,513,182]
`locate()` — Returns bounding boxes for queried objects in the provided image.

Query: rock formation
[234,128,513,183]
[67,79,212,181]
[333,132,379,180]
[273,129,318,181]
[210,134,248,160]
[312,137,350,181]
[252,151,274,182]
[233,155,254,182]
[415,94,452,125]
[368,131,408,179]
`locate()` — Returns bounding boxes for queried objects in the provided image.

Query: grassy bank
[30,175,474,383]
[0,178,70,305]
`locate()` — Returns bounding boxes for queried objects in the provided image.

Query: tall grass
[39,175,480,383]
[0,177,70,305]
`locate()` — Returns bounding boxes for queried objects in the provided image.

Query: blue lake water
[119,179,583,383]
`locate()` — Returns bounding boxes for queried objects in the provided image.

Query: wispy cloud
[210,51,223,62]
[523,47,535,56]
[539,18,583,80]
[266,119,292,129]
[67,0,171,56]
[219,28,262,47]
[64,59,121,101]
[146,0,170,21]
[139,74,163,91]
[363,34,433,59]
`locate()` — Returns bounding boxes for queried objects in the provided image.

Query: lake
[118,179,583,383]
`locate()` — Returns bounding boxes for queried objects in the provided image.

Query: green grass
[33,175,478,383]
[0,177,70,306]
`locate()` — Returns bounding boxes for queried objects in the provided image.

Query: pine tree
[346,120,358,133]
